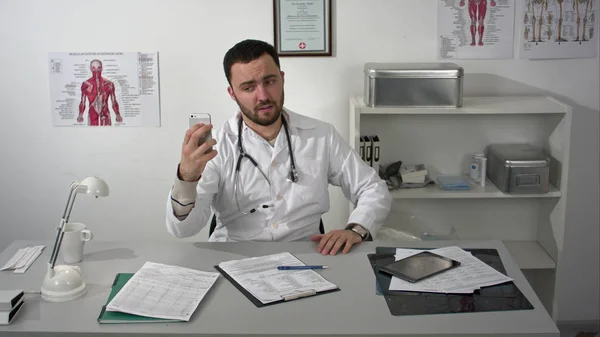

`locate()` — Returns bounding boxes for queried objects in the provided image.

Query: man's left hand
[311,229,362,255]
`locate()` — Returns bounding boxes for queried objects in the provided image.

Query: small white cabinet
[349,95,572,320]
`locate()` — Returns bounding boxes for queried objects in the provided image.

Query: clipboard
[214,253,340,308]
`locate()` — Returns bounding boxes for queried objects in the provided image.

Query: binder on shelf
[372,135,380,173]
[359,136,366,161]
[97,273,183,324]
[364,136,373,166]
[214,252,340,308]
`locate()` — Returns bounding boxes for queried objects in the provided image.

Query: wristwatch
[345,223,370,241]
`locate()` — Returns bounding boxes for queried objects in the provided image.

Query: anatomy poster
[48,52,160,127]
[438,0,516,59]
[520,0,597,59]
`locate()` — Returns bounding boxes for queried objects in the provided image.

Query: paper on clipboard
[216,252,338,305]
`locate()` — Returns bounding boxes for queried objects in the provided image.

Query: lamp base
[41,264,87,302]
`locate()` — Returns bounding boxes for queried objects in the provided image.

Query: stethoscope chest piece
[288,168,299,183]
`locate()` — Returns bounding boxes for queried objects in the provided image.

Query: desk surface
[0,239,559,337]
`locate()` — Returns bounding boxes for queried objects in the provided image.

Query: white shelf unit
[389,180,561,199]
[349,95,571,320]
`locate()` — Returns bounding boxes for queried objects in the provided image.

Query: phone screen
[189,113,213,148]
[379,251,461,283]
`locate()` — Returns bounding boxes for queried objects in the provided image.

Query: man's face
[90,60,103,75]
[227,53,285,127]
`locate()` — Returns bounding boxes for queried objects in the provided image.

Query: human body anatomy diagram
[78,59,123,126]
[460,0,497,46]
[525,0,596,45]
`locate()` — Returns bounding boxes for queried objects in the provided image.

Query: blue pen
[277,265,328,270]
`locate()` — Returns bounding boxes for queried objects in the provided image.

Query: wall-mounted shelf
[357,96,569,115]
[389,181,561,199]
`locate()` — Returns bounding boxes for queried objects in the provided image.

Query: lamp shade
[78,176,110,197]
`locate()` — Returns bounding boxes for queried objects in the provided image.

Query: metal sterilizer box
[486,144,550,194]
[363,63,464,107]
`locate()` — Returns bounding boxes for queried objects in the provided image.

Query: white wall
[0,0,597,322]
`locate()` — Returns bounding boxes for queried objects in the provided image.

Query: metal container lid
[364,62,464,79]
[487,144,549,168]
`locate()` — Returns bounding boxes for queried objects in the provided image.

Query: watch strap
[345,223,370,241]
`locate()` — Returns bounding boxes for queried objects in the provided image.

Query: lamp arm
[48,182,80,268]
[64,190,80,225]
[61,182,79,219]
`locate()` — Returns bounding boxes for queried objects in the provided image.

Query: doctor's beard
[236,90,285,127]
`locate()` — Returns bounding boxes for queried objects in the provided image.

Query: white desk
[0,240,559,337]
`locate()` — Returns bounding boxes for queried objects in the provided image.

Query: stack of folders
[388,247,513,294]
[97,262,219,324]
[0,290,25,325]
[359,135,381,173]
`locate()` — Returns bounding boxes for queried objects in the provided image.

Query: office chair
[209,215,325,237]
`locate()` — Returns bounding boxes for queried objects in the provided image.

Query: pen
[277,265,328,270]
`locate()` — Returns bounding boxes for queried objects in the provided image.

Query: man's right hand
[179,123,217,182]
[77,115,84,123]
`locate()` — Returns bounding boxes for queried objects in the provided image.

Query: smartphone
[189,113,213,149]
[379,251,461,283]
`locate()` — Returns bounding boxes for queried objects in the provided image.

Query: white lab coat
[166,108,391,242]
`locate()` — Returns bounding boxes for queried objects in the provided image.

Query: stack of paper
[105,262,219,321]
[388,246,513,294]
[0,245,44,273]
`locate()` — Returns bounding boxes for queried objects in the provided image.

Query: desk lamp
[41,176,109,302]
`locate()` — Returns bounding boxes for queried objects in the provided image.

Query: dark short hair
[223,39,280,85]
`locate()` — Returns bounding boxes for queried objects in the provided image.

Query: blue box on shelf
[436,175,471,190]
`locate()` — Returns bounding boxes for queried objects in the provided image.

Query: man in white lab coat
[166,39,391,255]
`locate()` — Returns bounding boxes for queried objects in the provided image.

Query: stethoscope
[234,115,298,215]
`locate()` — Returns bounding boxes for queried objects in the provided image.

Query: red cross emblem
[299,42,306,49]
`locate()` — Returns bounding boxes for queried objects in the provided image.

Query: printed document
[0,245,45,273]
[217,252,337,304]
[106,262,219,321]
[389,246,513,293]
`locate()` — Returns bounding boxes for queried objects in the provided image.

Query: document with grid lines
[106,262,219,321]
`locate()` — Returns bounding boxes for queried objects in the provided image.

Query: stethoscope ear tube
[235,114,298,214]
[281,117,298,183]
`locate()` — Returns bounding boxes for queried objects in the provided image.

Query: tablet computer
[379,251,461,283]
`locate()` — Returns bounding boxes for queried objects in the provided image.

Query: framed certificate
[273,0,332,56]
